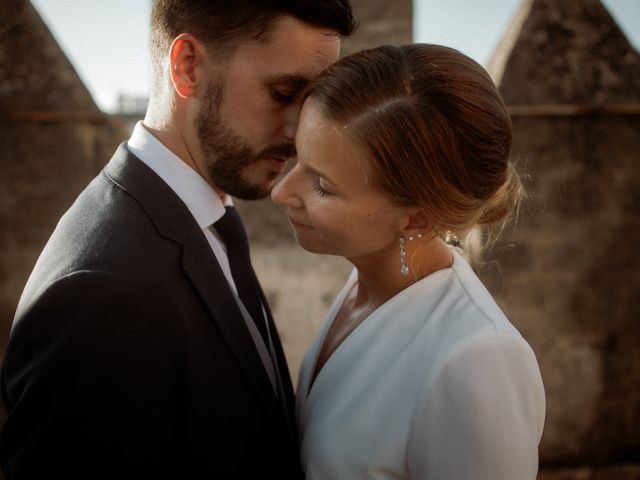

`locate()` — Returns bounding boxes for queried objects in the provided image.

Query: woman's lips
[288,217,310,228]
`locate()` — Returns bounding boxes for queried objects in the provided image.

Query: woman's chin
[292,233,327,255]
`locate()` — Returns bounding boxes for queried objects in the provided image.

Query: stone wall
[482,114,640,469]
[341,0,412,56]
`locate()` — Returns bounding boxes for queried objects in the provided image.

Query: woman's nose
[271,168,303,209]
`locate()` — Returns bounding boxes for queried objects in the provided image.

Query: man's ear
[168,33,204,98]
[399,207,434,238]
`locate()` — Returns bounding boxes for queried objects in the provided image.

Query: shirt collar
[126,121,231,228]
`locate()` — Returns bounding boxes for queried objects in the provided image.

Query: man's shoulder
[25,171,181,298]
[15,146,207,321]
[57,172,158,258]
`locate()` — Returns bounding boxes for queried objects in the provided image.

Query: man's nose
[282,103,302,142]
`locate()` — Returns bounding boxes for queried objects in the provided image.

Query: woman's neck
[349,236,454,310]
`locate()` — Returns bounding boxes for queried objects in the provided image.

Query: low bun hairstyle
[305,44,521,243]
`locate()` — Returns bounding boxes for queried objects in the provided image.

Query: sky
[30,0,640,114]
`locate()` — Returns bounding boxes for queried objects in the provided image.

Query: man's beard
[196,81,295,200]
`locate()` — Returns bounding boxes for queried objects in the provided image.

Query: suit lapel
[180,238,279,410]
[103,144,280,412]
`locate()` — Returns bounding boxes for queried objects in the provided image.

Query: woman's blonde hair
[305,44,522,252]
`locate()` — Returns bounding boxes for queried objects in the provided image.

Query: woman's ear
[168,33,203,98]
[399,207,434,238]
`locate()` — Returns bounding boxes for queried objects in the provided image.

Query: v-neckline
[308,278,361,390]
[304,269,358,398]
[302,249,460,401]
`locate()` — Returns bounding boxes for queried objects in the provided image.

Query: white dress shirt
[297,248,546,480]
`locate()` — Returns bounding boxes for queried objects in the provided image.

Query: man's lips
[262,156,289,171]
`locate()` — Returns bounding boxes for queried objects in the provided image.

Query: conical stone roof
[0,0,99,112]
[488,0,640,104]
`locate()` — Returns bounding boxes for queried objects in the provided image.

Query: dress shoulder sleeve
[407,331,545,480]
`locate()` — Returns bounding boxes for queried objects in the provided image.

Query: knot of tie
[214,206,248,248]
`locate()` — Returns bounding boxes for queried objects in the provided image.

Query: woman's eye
[312,176,330,197]
[312,183,328,197]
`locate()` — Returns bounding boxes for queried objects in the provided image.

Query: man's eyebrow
[267,74,309,90]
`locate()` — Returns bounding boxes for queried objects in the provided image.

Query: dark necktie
[213,206,269,342]
[214,208,294,433]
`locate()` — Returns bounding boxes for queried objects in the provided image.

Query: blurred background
[1,0,639,478]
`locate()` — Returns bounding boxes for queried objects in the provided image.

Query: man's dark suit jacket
[0,145,302,479]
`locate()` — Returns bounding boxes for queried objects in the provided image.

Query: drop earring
[399,237,409,277]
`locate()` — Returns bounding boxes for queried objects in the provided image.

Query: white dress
[297,249,545,480]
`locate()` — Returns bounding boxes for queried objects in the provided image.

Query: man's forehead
[244,16,340,56]
[236,45,339,85]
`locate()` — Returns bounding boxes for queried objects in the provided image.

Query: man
[0,1,355,478]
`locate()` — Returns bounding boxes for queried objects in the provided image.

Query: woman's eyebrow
[305,164,338,187]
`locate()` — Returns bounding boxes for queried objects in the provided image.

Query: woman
[271,44,545,479]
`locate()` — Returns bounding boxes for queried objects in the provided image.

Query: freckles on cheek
[337,214,363,241]
[309,209,350,241]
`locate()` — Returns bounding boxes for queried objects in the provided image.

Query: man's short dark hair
[150,0,356,88]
